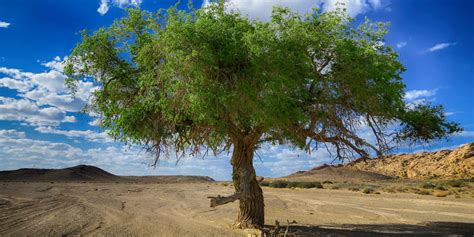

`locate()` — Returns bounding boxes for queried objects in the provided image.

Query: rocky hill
[347,143,474,179]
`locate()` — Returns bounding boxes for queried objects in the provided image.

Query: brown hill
[282,164,392,182]
[0,165,215,183]
[346,143,474,179]
[0,165,120,182]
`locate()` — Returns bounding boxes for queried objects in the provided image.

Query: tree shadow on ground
[265,221,474,237]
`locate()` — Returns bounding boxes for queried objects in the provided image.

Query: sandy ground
[1,182,473,236]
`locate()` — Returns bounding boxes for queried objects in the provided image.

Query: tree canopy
[65,2,461,228]
[66,4,460,161]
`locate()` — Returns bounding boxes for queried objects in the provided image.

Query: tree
[65,3,461,229]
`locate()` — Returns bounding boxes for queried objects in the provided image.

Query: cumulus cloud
[89,118,102,126]
[202,0,387,20]
[97,0,142,15]
[396,41,407,49]
[0,129,26,139]
[427,42,456,52]
[404,89,438,101]
[35,126,112,143]
[0,57,97,118]
[322,0,383,17]
[0,21,10,28]
[0,97,76,126]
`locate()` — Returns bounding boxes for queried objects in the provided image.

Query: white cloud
[0,57,98,115]
[0,77,32,92]
[41,56,65,72]
[0,129,26,139]
[97,0,142,15]
[89,118,102,126]
[23,89,85,112]
[202,0,387,20]
[0,97,75,126]
[396,41,407,49]
[98,0,110,15]
[35,126,112,143]
[404,89,437,101]
[0,21,10,28]
[427,42,456,52]
[455,131,474,138]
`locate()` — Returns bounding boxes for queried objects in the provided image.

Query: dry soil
[1,182,473,236]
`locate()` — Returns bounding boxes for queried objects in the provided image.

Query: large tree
[65,3,461,229]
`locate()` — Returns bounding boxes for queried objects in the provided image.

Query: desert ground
[1,181,474,237]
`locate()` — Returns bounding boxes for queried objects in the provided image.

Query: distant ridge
[0,165,215,183]
[282,164,392,182]
[0,165,119,182]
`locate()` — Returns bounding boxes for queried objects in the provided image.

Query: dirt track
[1,182,473,236]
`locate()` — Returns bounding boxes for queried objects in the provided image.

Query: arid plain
[1,181,473,236]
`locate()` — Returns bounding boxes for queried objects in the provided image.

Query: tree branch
[207,192,242,208]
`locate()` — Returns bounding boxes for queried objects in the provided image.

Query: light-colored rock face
[346,143,474,179]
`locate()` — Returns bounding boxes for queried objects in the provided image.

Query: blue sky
[0,0,472,180]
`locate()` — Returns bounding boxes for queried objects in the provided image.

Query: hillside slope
[347,143,474,179]
[281,164,392,182]
[0,165,120,182]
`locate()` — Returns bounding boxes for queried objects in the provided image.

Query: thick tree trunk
[231,138,264,229]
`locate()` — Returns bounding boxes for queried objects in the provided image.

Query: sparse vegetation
[266,181,323,189]
[445,180,465,188]
[260,181,270,187]
[362,188,375,194]
[435,185,447,191]
[421,182,436,189]
[416,190,431,195]
[269,180,289,188]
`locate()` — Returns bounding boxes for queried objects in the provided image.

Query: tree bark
[231,137,264,229]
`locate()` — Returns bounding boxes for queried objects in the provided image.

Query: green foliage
[268,180,322,189]
[397,104,462,144]
[65,2,461,163]
[260,181,270,187]
[269,180,289,188]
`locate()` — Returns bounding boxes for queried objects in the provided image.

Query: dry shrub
[433,190,449,197]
